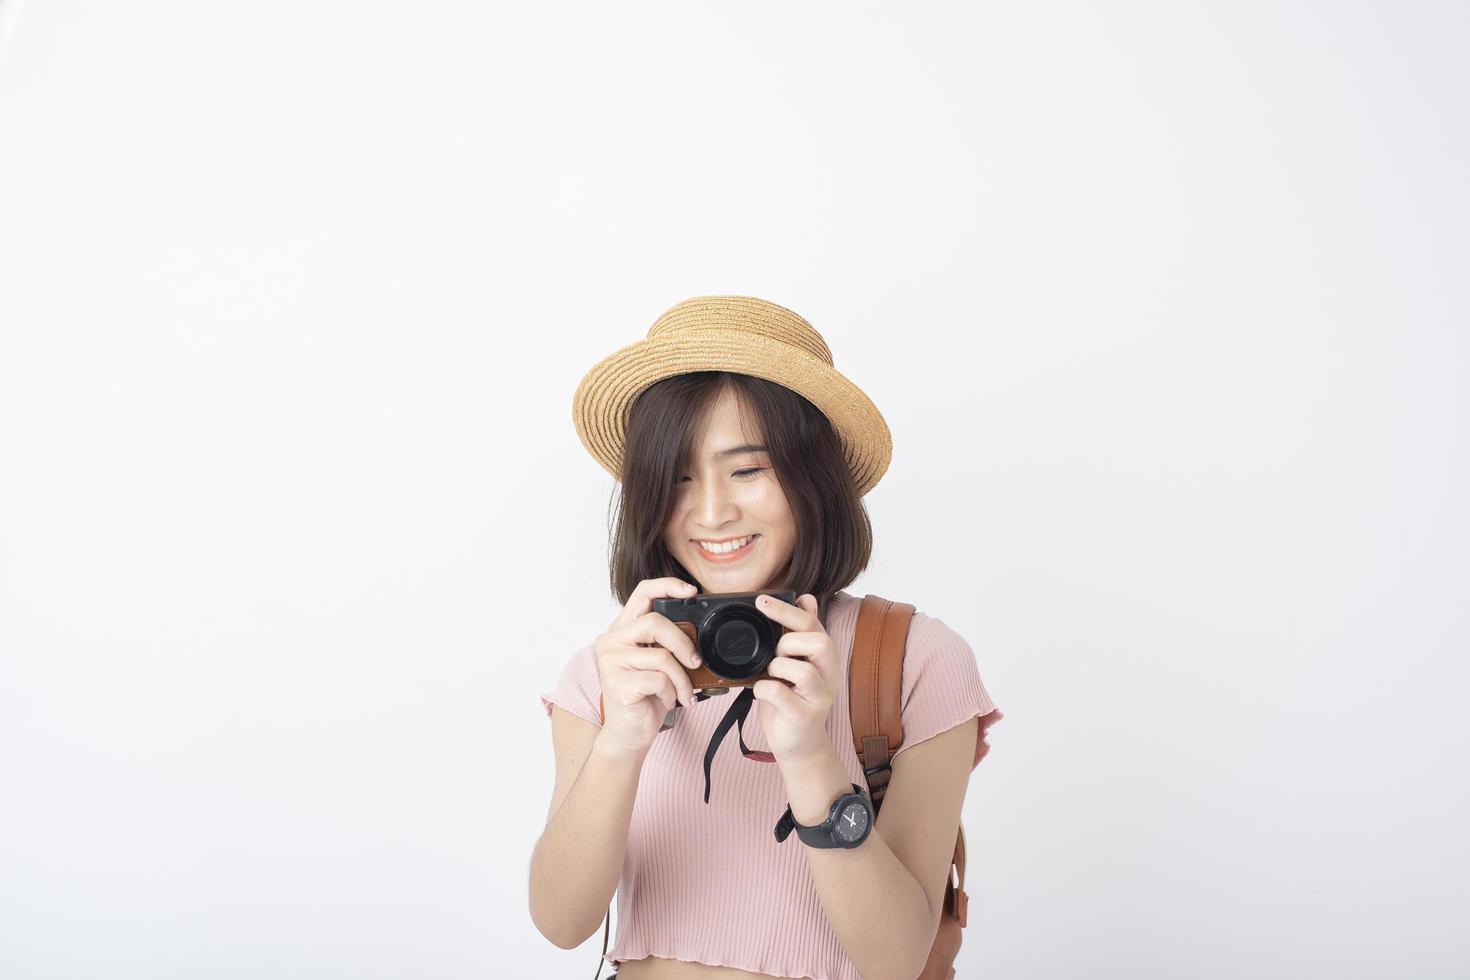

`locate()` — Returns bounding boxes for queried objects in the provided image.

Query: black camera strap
[702,685,775,804]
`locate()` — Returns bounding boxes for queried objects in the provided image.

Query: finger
[621,649,698,708]
[755,592,820,632]
[645,672,680,717]
[602,626,697,706]
[773,632,835,686]
[620,668,675,715]
[619,611,701,670]
[652,673,677,716]
[773,631,828,658]
[753,677,799,710]
[612,578,699,630]
[766,656,821,698]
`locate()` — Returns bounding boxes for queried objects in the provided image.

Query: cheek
[748,487,795,535]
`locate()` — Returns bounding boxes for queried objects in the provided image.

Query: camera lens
[700,604,775,680]
[714,619,760,667]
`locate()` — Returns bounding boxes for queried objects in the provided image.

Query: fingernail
[692,655,702,666]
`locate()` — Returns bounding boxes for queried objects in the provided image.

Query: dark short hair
[606,371,872,624]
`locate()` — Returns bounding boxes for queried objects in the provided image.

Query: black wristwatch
[774,783,874,848]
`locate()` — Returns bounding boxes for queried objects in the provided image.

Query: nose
[693,475,740,529]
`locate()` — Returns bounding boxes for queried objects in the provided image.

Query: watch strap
[773,783,866,845]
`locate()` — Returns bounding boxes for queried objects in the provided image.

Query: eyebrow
[713,443,768,459]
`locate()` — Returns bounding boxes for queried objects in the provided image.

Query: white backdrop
[1,1,1466,977]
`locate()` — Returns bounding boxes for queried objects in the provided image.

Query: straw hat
[571,295,893,497]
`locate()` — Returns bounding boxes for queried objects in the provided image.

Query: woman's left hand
[752,593,840,763]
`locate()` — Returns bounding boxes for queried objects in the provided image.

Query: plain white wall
[1,1,1466,977]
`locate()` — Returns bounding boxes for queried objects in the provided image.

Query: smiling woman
[531,296,1002,980]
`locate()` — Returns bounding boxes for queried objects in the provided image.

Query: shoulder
[567,640,602,687]
[569,638,599,667]
[538,640,604,726]
[904,606,972,649]
[844,592,972,651]
[890,602,1002,766]
[846,594,984,701]
[548,639,599,678]
[899,607,980,686]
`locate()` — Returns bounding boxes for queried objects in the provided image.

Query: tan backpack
[593,593,972,979]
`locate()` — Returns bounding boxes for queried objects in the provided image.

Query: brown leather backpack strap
[848,593,914,809]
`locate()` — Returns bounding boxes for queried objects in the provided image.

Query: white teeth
[697,534,755,554]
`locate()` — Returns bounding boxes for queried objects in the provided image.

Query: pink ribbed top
[538,591,1003,980]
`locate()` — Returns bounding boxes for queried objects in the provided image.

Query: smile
[694,533,761,562]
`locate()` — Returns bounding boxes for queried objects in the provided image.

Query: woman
[530,296,1004,980]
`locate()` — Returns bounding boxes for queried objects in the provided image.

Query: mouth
[692,533,761,563]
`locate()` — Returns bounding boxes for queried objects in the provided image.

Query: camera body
[651,590,797,690]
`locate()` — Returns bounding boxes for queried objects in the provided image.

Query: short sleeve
[889,612,1003,771]
[539,641,604,728]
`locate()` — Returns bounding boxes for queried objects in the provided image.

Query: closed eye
[678,467,767,483]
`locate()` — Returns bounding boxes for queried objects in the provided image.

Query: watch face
[835,800,870,843]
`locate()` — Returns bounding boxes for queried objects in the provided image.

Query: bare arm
[529,714,648,949]
[528,577,702,950]
[776,718,977,980]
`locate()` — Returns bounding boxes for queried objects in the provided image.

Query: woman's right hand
[593,577,704,758]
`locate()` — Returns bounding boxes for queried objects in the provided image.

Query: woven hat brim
[572,332,892,497]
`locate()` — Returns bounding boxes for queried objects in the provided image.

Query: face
[663,387,797,595]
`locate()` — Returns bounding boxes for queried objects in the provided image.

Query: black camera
[651,590,797,688]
